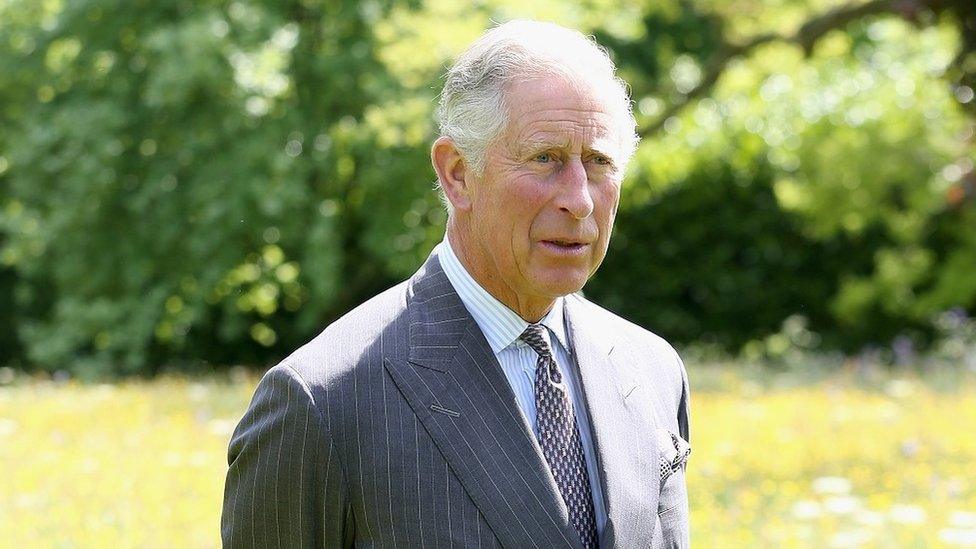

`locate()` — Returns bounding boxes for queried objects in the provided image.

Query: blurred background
[1,0,975,546]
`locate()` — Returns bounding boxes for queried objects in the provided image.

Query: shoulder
[568,292,686,390]
[282,279,412,390]
[568,293,679,358]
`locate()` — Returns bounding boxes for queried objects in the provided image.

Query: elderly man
[222,20,691,548]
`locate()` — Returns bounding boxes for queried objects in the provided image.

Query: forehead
[501,77,622,150]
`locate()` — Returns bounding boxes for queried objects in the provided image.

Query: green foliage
[0,0,973,376]
[0,266,21,364]
[594,2,723,94]
[588,153,900,351]
[609,13,975,353]
[0,0,442,377]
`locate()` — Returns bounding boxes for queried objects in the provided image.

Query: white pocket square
[657,428,691,482]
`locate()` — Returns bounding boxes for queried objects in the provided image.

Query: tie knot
[519,324,552,358]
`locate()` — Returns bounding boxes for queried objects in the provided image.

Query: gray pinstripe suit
[221,251,691,548]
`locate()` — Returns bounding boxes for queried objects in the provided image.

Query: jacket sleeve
[221,363,351,548]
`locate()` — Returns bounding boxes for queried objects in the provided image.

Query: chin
[535,273,588,298]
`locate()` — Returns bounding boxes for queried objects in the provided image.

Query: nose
[556,157,594,219]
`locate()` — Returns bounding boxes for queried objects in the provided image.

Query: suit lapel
[564,296,659,548]
[384,255,582,549]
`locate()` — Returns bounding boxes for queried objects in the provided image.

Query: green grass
[2,365,975,547]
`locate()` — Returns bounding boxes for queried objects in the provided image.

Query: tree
[1,0,973,375]
[0,0,441,376]
[587,0,976,350]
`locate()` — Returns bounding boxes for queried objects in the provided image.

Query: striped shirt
[436,239,608,535]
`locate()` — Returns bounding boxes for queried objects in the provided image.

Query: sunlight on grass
[688,366,976,547]
[2,367,975,546]
[0,376,256,547]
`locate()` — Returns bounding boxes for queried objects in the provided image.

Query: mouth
[540,239,591,254]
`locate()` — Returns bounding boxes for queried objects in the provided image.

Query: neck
[445,223,555,323]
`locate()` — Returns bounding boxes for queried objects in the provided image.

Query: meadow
[2,364,975,548]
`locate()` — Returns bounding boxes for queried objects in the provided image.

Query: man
[222,20,691,548]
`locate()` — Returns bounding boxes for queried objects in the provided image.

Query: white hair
[436,20,640,180]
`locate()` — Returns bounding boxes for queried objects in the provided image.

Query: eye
[591,154,612,166]
[533,152,554,163]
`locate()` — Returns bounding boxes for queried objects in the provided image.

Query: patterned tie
[520,324,599,549]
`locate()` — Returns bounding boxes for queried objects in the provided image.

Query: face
[458,75,626,315]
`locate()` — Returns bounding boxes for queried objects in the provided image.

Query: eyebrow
[518,138,567,155]
[518,138,618,160]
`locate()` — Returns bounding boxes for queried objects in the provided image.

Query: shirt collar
[436,239,570,356]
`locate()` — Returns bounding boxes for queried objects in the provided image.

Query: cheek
[519,177,553,206]
[596,187,620,224]
[513,185,551,228]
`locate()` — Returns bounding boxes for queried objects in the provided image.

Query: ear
[431,136,474,211]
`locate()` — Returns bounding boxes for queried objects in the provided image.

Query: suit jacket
[222,251,691,548]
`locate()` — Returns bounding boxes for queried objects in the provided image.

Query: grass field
[2,365,975,547]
